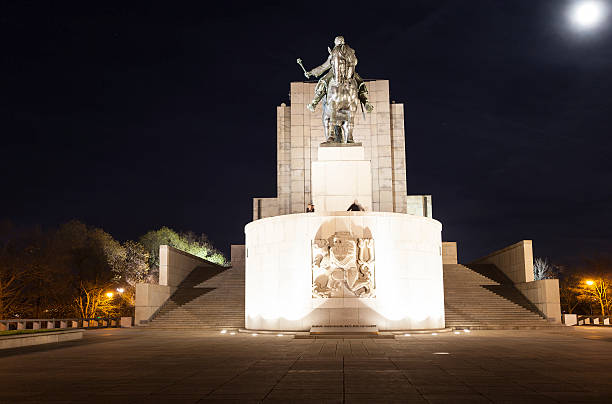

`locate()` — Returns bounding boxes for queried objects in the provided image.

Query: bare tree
[559,273,586,314]
[583,276,611,316]
[534,257,559,280]
[74,280,118,318]
[0,270,21,318]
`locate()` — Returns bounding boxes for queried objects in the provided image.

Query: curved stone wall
[245,212,444,331]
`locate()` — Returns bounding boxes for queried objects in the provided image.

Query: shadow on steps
[166,265,227,306]
[179,265,226,287]
[481,284,542,316]
[466,263,514,284]
[169,287,216,306]
[465,263,545,318]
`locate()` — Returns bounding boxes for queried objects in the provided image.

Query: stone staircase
[147,260,556,330]
[147,262,245,329]
[443,263,559,330]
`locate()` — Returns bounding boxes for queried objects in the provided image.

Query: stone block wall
[406,195,433,218]
[135,283,176,325]
[253,80,408,220]
[472,240,561,323]
[277,103,291,215]
[442,242,458,264]
[252,198,279,221]
[136,245,225,325]
[515,279,562,323]
[231,244,245,266]
[471,240,535,284]
[159,245,214,287]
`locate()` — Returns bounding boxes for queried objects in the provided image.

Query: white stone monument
[245,79,445,332]
[311,144,372,212]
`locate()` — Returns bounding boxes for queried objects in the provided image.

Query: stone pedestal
[311,145,372,212]
[245,212,444,331]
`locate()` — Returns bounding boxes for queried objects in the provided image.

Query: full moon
[568,1,608,30]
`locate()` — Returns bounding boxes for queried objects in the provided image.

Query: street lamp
[106,292,114,298]
[116,288,125,293]
[586,280,595,286]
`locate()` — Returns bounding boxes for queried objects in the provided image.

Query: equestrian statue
[297,36,374,144]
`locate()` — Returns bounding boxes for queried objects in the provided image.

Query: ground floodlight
[463,329,471,333]
[431,332,438,336]
[404,333,411,337]
[220,329,227,334]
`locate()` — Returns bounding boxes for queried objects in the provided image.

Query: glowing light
[431,332,438,336]
[403,333,411,337]
[105,292,114,298]
[277,334,284,337]
[252,333,257,337]
[586,280,595,286]
[568,1,608,30]
[454,331,461,335]
[230,332,236,335]
[463,329,471,333]
[220,329,227,334]
[433,352,450,355]
[116,288,125,293]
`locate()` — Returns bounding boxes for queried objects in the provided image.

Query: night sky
[2,1,611,265]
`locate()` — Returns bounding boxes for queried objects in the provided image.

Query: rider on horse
[304,36,374,114]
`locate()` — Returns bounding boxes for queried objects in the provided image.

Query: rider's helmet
[334,36,345,46]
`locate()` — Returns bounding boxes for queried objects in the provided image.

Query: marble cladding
[311,146,372,212]
[245,212,445,331]
[317,145,365,161]
[252,198,280,221]
[406,195,433,218]
[277,105,291,216]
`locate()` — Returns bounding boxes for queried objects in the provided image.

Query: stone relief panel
[312,231,375,298]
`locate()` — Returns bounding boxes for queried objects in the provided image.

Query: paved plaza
[1,327,612,403]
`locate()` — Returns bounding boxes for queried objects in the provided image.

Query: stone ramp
[148,262,244,329]
[443,264,560,330]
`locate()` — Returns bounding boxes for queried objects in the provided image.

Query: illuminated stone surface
[254,80,407,219]
[245,212,444,331]
[1,327,611,402]
[312,233,375,299]
[311,145,372,212]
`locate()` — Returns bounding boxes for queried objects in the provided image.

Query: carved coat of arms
[312,232,375,298]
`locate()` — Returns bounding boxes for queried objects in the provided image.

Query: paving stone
[1,327,611,402]
[344,393,426,403]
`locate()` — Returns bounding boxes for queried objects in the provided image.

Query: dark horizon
[2,1,611,266]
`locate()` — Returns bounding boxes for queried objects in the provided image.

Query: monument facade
[245,37,445,332]
[135,38,561,333]
[253,79,409,218]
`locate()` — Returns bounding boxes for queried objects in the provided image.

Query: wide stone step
[443,263,545,326]
[148,265,246,328]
